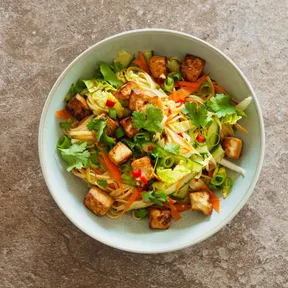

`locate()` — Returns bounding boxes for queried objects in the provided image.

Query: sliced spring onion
[160,155,175,168]
[163,76,174,92]
[108,108,117,120]
[115,127,125,139]
[57,136,71,149]
[133,132,150,143]
[235,96,252,111]
[217,158,246,176]
[170,71,182,81]
[222,177,233,198]
[168,59,180,72]
[199,81,212,96]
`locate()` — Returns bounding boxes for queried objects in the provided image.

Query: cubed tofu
[108,142,132,165]
[120,117,138,138]
[66,94,92,121]
[222,137,243,159]
[149,208,172,229]
[180,54,206,82]
[114,81,139,102]
[189,191,213,216]
[129,89,164,112]
[149,56,168,79]
[84,187,114,216]
[98,114,119,136]
[131,156,154,181]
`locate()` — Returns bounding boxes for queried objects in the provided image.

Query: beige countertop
[1,0,287,287]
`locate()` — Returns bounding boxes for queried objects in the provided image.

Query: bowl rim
[38,28,265,254]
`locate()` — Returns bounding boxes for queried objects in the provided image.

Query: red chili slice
[106,100,116,108]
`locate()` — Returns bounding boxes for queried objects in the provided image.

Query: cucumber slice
[211,144,225,162]
[172,172,197,199]
[127,200,153,211]
[144,51,153,63]
[207,120,219,151]
[113,50,134,68]
[168,59,180,72]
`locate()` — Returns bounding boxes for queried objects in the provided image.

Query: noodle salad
[55,51,252,230]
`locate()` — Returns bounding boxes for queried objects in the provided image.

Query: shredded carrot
[132,51,150,73]
[234,123,248,134]
[213,84,227,94]
[175,74,207,88]
[207,190,220,213]
[121,188,142,215]
[232,98,240,104]
[91,168,102,174]
[170,75,208,101]
[174,204,191,212]
[166,198,181,221]
[208,169,214,178]
[99,152,123,188]
[175,177,185,192]
[55,109,71,119]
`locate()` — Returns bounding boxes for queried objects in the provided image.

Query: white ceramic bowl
[39,29,265,253]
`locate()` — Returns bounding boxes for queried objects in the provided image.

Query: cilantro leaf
[64,80,86,102]
[132,106,163,133]
[99,62,123,88]
[142,191,168,206]
[58,142,90,171]
[182,102,212,128]
[101,132,116,147]
[164,143,180,155]
[206,94,236,118]
[134,208,148,219]
[86,119,106,141]
[97,180,108,188]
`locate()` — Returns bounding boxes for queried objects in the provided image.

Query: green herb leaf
[142,191,168,206]
[90,153,99,166]
[97,180,108,188]
[59,122,72,129]
[58,142,90,171]
[206,93,236,118]
[182,102,212,128]
[100,62,123,88]
[163,143,180,155]
[86,118,106,141]
[134,208,148,219]
[64,80,86,102]
[101,132,116,147]
[132,106,163,133]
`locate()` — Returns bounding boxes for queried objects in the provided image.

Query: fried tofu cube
[189,192,213,216]
[222,137,243,159]
[149,56,168,79]
[120,117,138,138]
[114,81,139,102]
[149,208,172,229]
[180,54,206,82]
[131,156,154,181]
[98,114,119,136]
[129,89,163,112]
[108,142,132,165]
[66,94,92,121]
[84,187,114,216]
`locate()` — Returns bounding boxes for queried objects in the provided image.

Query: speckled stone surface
[1,0,288,287]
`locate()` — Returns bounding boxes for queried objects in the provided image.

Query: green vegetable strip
[208,132,220,148]
[115,127,125,139]
[160,156,175,168]
[57,136,71,149]
[108,108,117,120]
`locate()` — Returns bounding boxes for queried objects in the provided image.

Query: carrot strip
[174,204,191,212]
[99,152,123,188]
[214,84,227,94]
[55,109,71,119]
[166,198,181,221]
[234,123,248,134]
[175,177,185,192]
[132,51,150,73]
[207,190,220,213]
[122,188,142,214]
[175,74,207,88]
